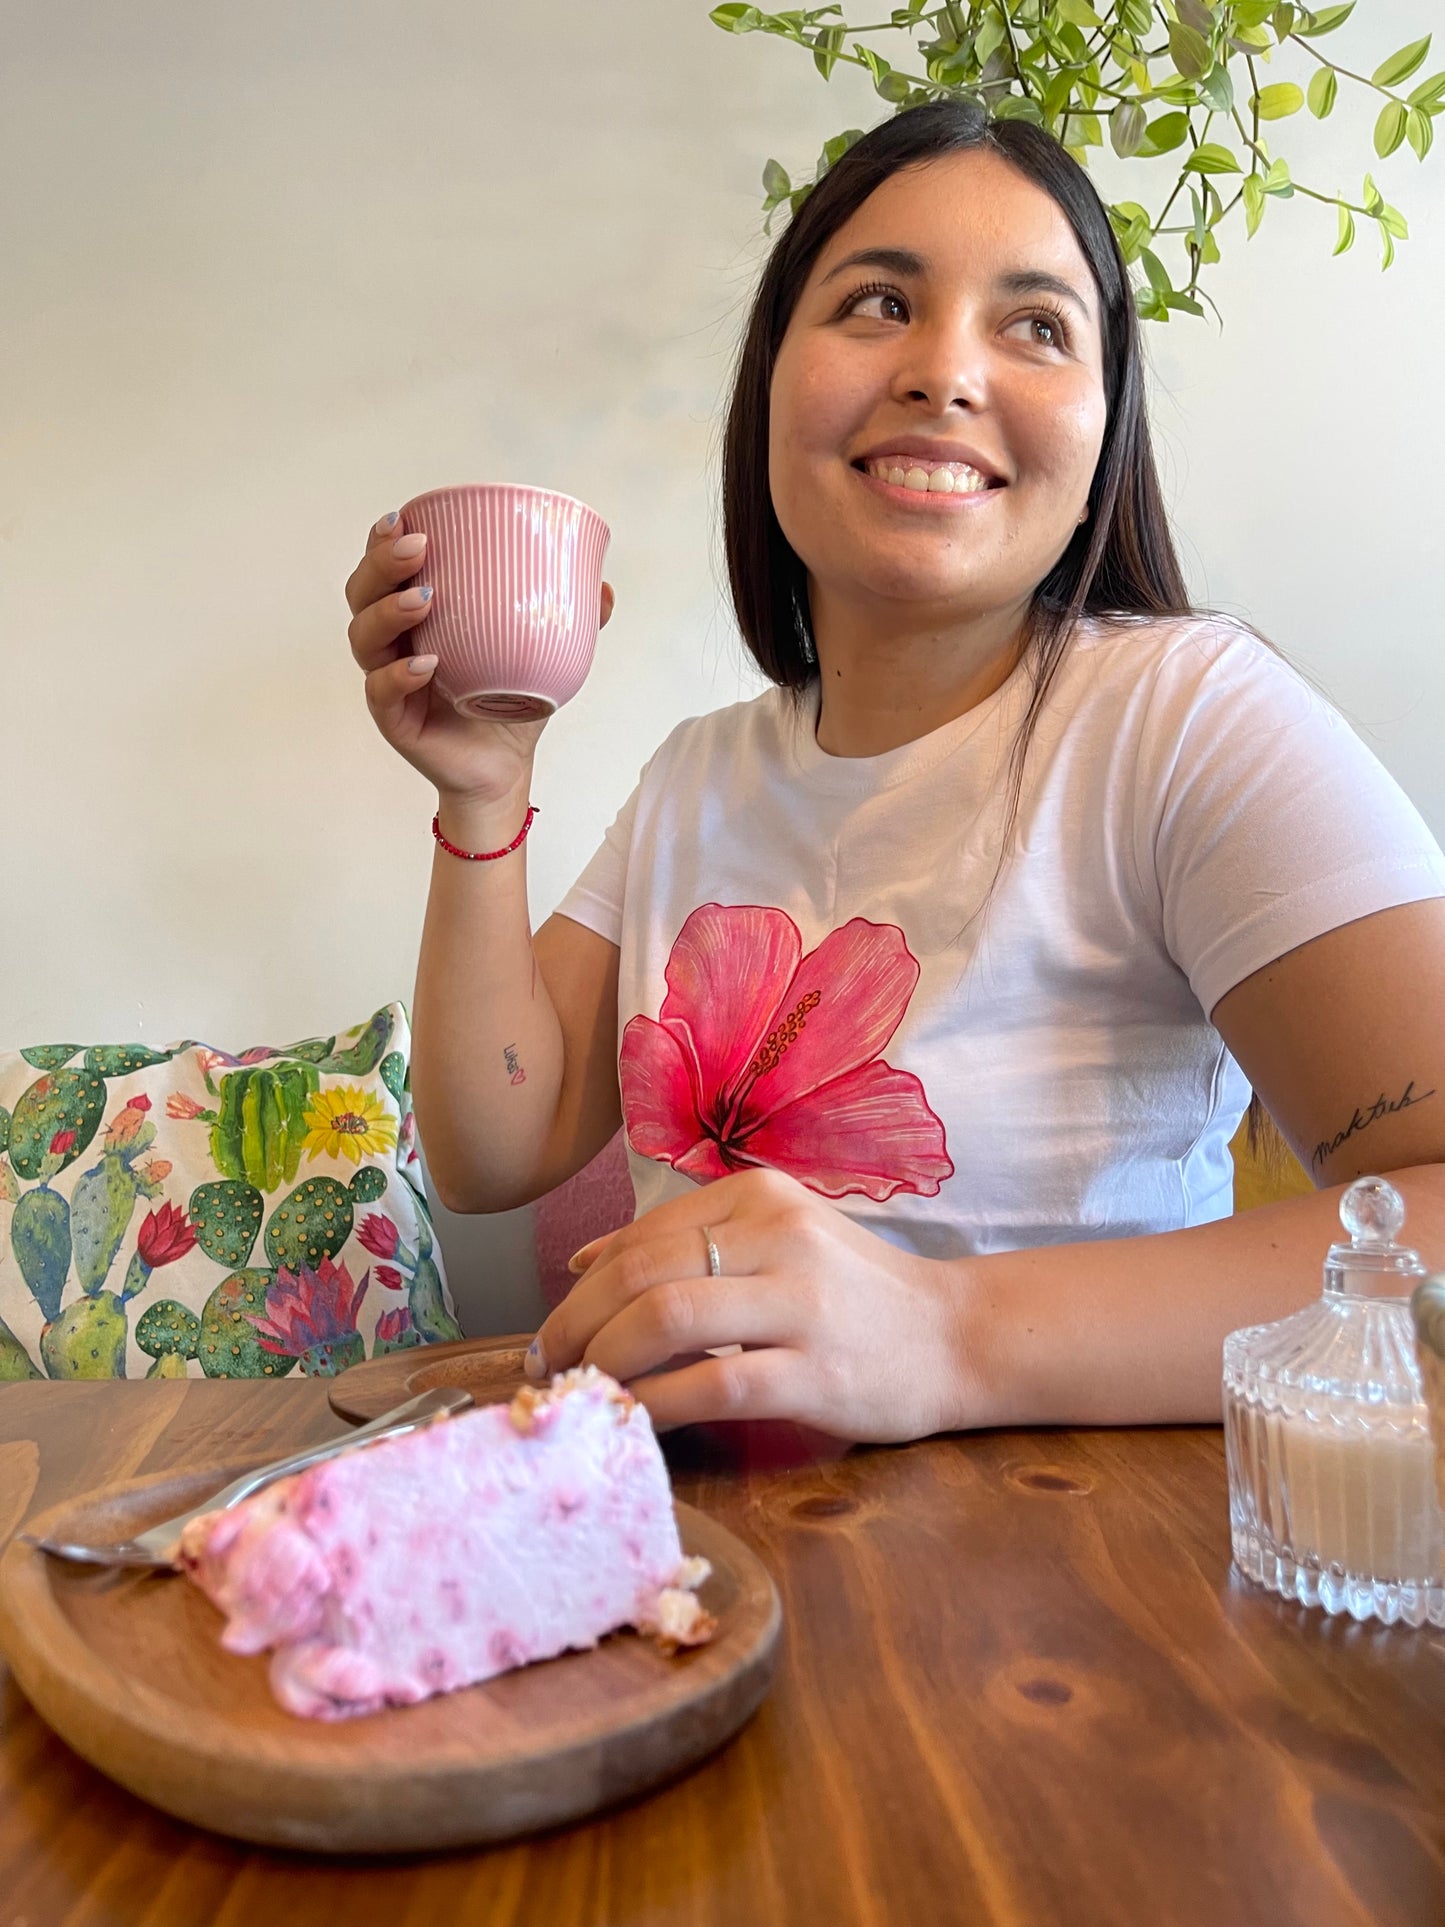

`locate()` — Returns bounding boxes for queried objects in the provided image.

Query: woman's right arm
[347,513,622,1214]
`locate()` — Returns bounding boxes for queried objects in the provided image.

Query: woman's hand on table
[529,1170,968,1442]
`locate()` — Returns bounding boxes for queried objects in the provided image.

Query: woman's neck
[809,587,1029,758]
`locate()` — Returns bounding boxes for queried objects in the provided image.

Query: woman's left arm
[536,896,1445,1439]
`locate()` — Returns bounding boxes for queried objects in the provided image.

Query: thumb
[366,653,437,744]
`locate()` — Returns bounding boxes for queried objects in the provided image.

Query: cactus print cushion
[0,1002,462,1381]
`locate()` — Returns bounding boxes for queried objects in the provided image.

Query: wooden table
[2,1382,1443,1927]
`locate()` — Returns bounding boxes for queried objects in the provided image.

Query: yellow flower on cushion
[301,1086,398,1166]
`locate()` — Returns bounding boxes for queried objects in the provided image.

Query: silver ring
[701,1226,722,1278]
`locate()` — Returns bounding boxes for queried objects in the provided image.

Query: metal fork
[19,1383,474,1570]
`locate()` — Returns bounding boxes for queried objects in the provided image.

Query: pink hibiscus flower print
[619,904,953,1202]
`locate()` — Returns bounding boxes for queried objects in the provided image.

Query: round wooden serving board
[329,1334,531,1425]
[0,1465,780,1855]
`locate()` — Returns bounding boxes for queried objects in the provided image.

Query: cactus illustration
[379,1051,407,1106]
[136,1299,201,1378]
[407,1205,462,1345]
[8,1068,108,1180]
[40,1289,128,1378]
[247,1255,368,1376]
[198,1268,297,1378]
[0,1312,41,1380]
[0,1104,10,1155]
[198,1062,320,1190]
[315,1007,395,1078]
[189,1179,265,1267]
[278,1034,335,1064]
[83,1043,182,1077]
[19,1044,82,1071]
[263,1167,385,1272]
[10,1183,72,1322]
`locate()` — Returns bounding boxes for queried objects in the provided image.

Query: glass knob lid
[1339,1175,1406,1247]
[1325,1175,1426,1296]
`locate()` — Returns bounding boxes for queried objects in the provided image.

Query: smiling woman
[350,97,1445,1443]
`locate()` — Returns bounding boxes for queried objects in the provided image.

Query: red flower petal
[619,1014,709,1165]
[736,919,921,1130]
[128,1093,152,1113]
[738,1059,953,1201]
[657,904,800,1119]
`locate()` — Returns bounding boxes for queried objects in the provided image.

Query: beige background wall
[3,1,1441,1330]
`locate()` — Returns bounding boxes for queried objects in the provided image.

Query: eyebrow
[818,249,1093,321]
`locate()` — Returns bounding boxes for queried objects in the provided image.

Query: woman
[346,101,1445,1441]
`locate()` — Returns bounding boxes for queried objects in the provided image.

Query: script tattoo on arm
[1312,1079,1437,1171]
[503,1044,526,1087]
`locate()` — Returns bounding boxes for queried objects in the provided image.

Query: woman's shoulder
[1065,608,1327,738]
[641,683,799,774]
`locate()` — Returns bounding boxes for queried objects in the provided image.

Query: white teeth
[866,458,991,493]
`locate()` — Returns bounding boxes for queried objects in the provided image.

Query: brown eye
[846,285,909,323]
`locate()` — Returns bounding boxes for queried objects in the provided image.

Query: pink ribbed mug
[399,484,611,721]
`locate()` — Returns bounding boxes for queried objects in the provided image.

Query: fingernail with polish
[524,1338,547,1382]
[375,510,399,534]
[408,653,438,677]
[398,585,432,610]
[393,531,427,560]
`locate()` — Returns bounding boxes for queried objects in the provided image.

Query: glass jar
[1222,1175,1444,1628]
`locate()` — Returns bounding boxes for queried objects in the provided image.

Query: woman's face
[768,149,1109,628]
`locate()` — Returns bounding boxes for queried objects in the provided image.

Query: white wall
[3,2,1441,1328]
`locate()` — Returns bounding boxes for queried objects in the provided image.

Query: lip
[852,436,1007,485]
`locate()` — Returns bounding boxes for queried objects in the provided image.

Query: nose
[890,314,989,414]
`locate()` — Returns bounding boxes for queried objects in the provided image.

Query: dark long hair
[722,95,1192,816]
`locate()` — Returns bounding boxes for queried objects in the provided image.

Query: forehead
[809,148,1095,293]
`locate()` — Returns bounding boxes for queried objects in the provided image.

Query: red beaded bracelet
[432,805,539,862]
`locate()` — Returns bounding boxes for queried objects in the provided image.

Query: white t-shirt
[558,615,1445,1259]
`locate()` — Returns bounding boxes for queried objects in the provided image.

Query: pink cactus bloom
[375,1306,414,1346]
[136,1201,198,1269]
[48,1128,77,1157]
[619,904,953,1203]
[167,1091,207,1120]
[374,1264,404,1292]
[239,1046,277,1064]
[138,1158,173,1184]
[357,1212,400,1260]
[249,1258,369,1358]
[128,1092,152,1113]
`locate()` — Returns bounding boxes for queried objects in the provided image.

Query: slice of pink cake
[179,1366,714,1720]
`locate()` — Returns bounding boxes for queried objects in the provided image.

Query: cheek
[1013,381,1108,497]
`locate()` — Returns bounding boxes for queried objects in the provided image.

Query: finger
[538,1219,763,1372]
[344,518,431,617]
[364,651,438,742]
[600,581,615,630]
[348,583,435,674]
[631,1347,803,1431]
[583,1274,797,1385]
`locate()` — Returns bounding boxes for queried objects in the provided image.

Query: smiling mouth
[854,457,1003,496]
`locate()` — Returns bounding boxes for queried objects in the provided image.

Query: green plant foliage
[710,3,1437,320]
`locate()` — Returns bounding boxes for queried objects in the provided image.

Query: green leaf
[1055,0,1102,24]
[1408,71,1445,107]
[1253,83,1304,120]
[877,72,913,102]
[710,3,762,30]
[822,128,864,167]
[855,44,889,85]
[1142,111,1190,154]
[812,24,844,77]
[1407,105,1435,159]
[1378,202,1409,238]
[1164,290,1206,317]
[762,158,791,202]
[1139,248,1172,295]
[1200,64,1235,113]
[1111,99,1147,157]
[993,94,1046,124]
[1333,203,1355,255]
[1176,0,1214,33]
[1120,0,1153,36]
[1380,226,1396,270]
[1373,37,1432,90]
[1307,67,1337,118]
[1233,0,1275,27]
[1375,100,1408,158]
[1272,4,1296,40]
[1243,172,1266,235]
[1184,142,1243,174]
[1168,22,1212,80]
[1264,157,1293,194]
[1296,3,1354,36]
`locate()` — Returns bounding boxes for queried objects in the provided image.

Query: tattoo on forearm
[1311,1079,1436,1170]
[503,1044,526,1087]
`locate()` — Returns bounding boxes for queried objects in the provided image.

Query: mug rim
[400,482,610,536]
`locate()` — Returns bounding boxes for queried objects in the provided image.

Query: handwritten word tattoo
[503,1043,526,1087]
[1312,1080,1436,1170]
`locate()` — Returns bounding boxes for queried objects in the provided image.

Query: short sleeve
[1140,623,1445,1018]
[553,778,643,948]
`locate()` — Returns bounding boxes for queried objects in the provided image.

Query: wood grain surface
[326,1333,530,1424]
[2,1379,1443,1927]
